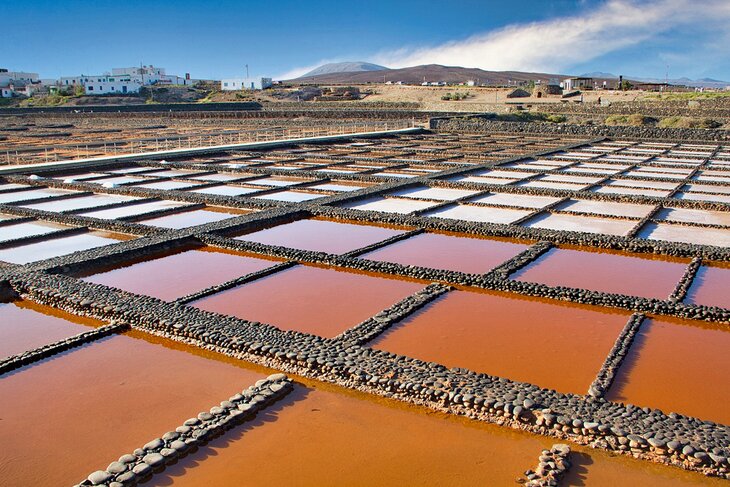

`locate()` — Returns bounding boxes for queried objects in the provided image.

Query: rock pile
[520,444,572,486]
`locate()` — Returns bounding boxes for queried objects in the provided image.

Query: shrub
[657,116,722,129]
[545,114,567,123]
[604,114,656,126]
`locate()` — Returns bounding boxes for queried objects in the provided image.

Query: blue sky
[4,0,730,81]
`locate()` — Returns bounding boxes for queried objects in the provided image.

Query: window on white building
[88,86,94,91]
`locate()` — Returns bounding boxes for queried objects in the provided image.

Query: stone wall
[431,116,730,142]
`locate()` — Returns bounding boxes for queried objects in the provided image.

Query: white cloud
[274,62,325,81]
[273,57,357,80]
[371,0,730,73]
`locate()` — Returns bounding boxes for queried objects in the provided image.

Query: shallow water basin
[362,232,530,274]
[81,247,280,300]
[370,289,629,394]
[191,264,424,338]
[235,218,406,254]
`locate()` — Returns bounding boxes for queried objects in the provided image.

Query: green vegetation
[196,90,216,103]
[544,114,567,123]
[604,114,656,126]
[603,113,723,129]
[19,94,72,107]
[657,116,722,129]
[646,91,730,101]
[441,91,470,101]
[620,80,634,91]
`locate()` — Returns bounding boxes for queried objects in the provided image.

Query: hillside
[302,62,388,77]
[291,64,570,85]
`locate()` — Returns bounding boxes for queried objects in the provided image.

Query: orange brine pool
[191,265,424,338]
[236,218,407,255]
[684,263,730,309]
[149,381,553,487]
[370,289,629,394]
[0,332,265,486]
[0,300,104,358]
[564,445,728,486]
[607,317,730,425]
[82,246,281,300]
[512,247,688,299]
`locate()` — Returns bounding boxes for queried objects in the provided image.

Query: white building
[0,69,41,97]
[562,77,594,91]
[221,77,272,91]
[60,65,196,92]
[84,75,143,94]
[113,66,196,86]
[0,70,39,83]
[59,75,90,87]
[113,65,165,77]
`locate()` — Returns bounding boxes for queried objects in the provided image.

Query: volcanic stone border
[76,374,294,487]
[198,231,730,324]
[669,257,703,303]
[0,225,88,251]
[587,313,646,398]
[486,241,554,280]
[1,129,729,480]
[427,175,730,213]
[342,228,425,258]
[430,117,730,143]
[4,270,728,479]
[4,148,729,323]
[333,282,452,346]
[519,443,572,486]
[0,321,129,375]
[13,132,730,251]
[309,205,730,261]
[174,260,297,305]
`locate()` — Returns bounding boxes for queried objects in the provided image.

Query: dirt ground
[358,84,648,111]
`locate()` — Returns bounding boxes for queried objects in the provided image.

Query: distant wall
[430,115,730,142]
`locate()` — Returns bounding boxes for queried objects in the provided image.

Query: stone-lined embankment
[76,374,293,487]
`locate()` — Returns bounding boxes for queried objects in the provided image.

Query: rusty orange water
[563,446,728,486]
[236,218,407,254]
[685,263,730,309]
[0,332,264,486]
[607,317,730,424]
[371,290,629,394]
[513,247,689,299]
[82,247,281,300]
[0,300,103,357]
[192,265,424,337]
[150,381,553,487]
[362,231,531,274]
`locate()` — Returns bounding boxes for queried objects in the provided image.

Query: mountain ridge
[301,62,388,78]
[291,64,573,85]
